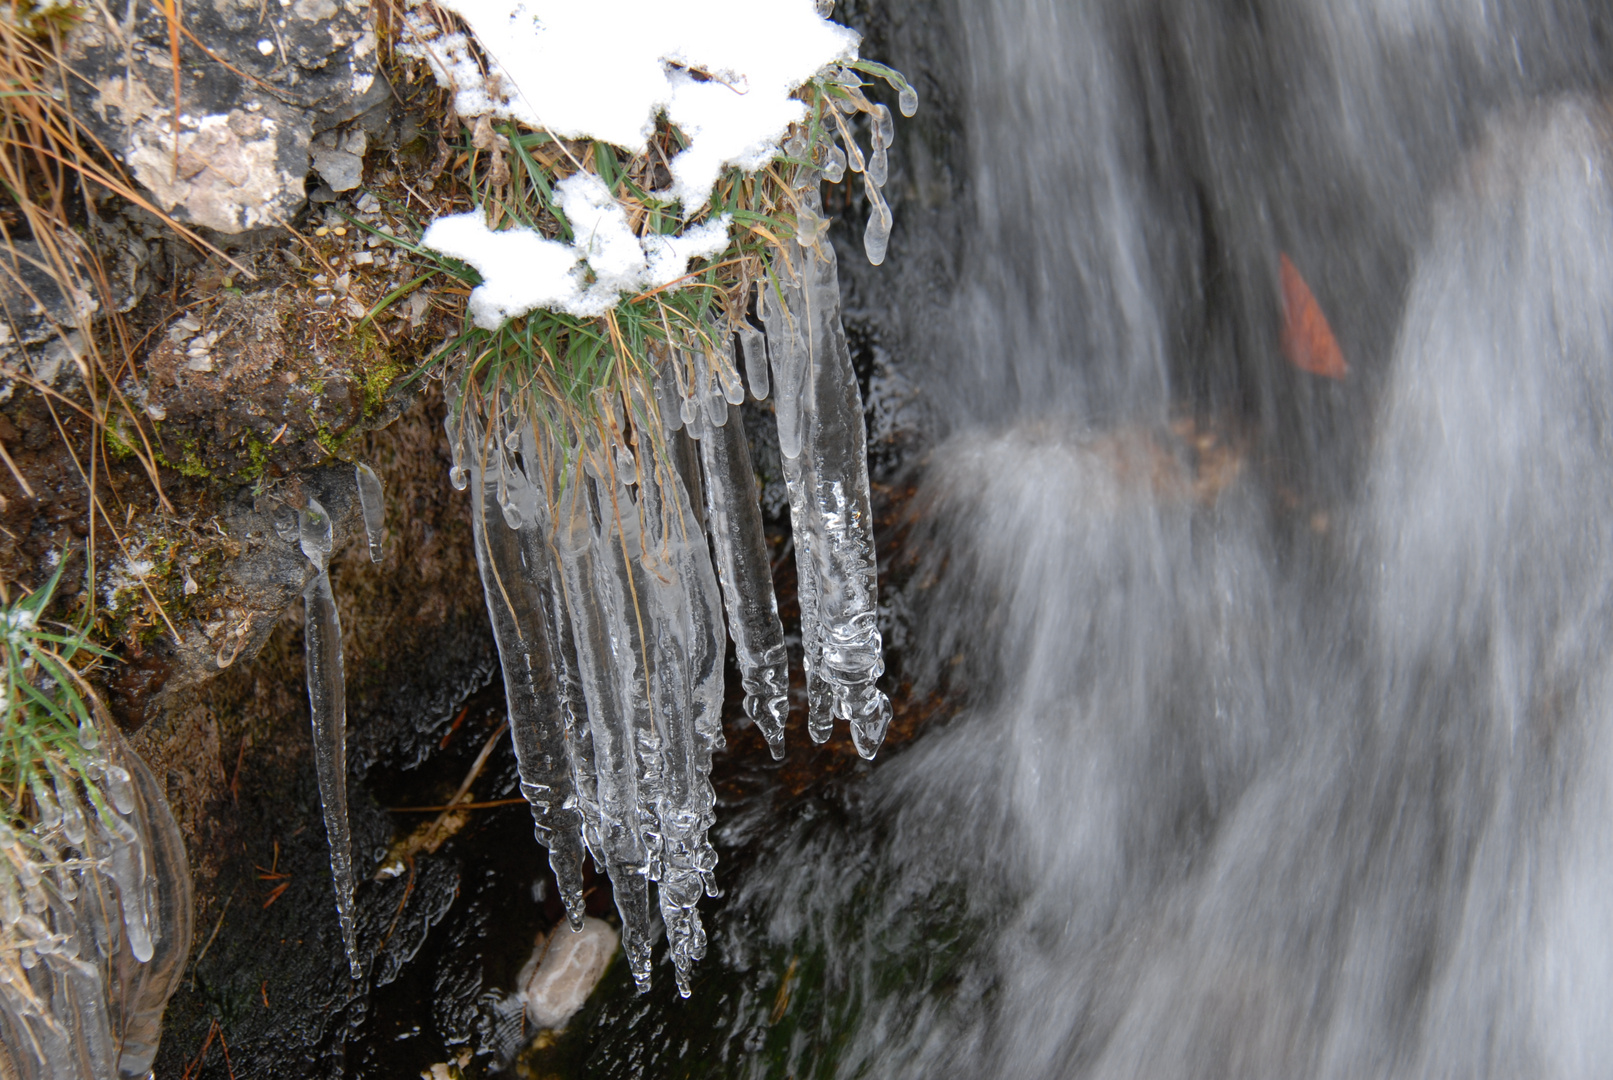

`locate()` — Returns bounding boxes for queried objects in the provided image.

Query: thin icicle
[299,496,361,980]
[784,448,835,742]
[465,409,589,931]
[760,262,810,459]
[698,396,789,758]
[355,464,386,563]
[863,171,894,267]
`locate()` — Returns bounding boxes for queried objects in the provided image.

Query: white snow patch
[420,214,581,329]
[400,0,859,211]
[422,203,733,328]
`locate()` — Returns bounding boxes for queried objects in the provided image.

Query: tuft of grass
[0,553,113,836]
[371,14,915,488]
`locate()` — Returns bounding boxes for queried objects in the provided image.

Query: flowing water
[660,1,1613,1077]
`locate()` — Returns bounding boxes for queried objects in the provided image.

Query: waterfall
[713,1,1613,1076]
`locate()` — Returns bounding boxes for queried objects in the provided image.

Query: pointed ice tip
[766,737,786,762]
[850,692,894,760]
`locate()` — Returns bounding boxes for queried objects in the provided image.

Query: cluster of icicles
[0,735,192,1080]
[295,177,892,1000]
[804,64,919,266]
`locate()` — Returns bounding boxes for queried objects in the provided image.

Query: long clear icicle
[553,473,656,992]
[763,185,893,758]
[300,495,361,980]
[638,430,726,996]
[523,426,609,869]
[461,407,591,932]
[698,396,789,758]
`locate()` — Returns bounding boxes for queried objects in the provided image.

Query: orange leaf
[1279,253,1348,380]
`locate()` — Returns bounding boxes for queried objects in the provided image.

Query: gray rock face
[0,240,97,363]
[63,0,386,234]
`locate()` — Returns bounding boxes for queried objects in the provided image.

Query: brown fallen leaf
[1279,252,1348,380]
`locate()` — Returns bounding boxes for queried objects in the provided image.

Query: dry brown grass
[0,3,233,632]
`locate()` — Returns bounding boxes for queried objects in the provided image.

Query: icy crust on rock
[399,0,859,211]
[421,185,732,328]
[0,740,192,1080]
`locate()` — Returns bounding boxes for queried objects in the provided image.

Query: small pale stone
[517,917,617,1030]
[256,39,275,55]
[310,147,363,192]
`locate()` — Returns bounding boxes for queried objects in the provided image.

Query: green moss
[242,437,269,482]
[173,440,212,479]
[104,419,137,461]
[357,331,403,418]
[315,424,350,456]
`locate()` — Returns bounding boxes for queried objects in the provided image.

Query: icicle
[738,319,770,400]
[468,409,589,932]
[768,184,893,757]
[355,464,385,562]
[898,85,919,117]
[700,396,789,759]
[637,437,726,996]
[520,429,610,870]
[872,103,896,149]
[299,496,361,980]
[863,171,894,267]
[553,476,656,992]
[821,142,847,184]
[693,345,728,429]
[656,364,685,433]
[760,264,810,459]
[547,556,606,863]
[109,747,193,1080]
[784,448,835,743]
[713,339,747,407]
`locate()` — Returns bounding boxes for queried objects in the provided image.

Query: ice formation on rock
[0,738,192,1080]
[439,219,892,986]
[404,0,910,996]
